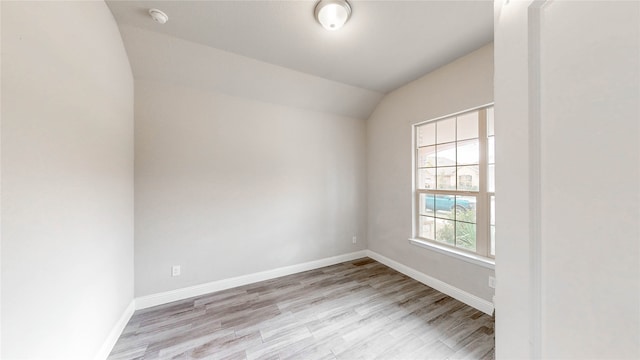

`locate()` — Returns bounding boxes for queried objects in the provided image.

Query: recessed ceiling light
[149,9,168,24]
[314,0,352,31]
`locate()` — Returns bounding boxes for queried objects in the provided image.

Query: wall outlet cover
[172,265,181,277]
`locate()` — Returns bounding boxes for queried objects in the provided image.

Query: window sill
[408,238,495,270]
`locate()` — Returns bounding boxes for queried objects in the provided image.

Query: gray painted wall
[134,80,367,297]
[366,44,495,302]
[1,1,134,359]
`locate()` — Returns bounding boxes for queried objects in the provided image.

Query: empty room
[1,0,638,359]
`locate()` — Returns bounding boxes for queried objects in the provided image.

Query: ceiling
[105,0,494,94]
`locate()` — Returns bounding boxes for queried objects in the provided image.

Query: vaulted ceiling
[106,0,493,118]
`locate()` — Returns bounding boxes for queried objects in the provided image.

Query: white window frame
[410,103,495,269]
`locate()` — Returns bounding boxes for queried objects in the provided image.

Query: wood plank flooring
[108,258,494,360]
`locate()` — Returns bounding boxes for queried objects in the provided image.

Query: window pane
[436,117,456,144]
[488,136,495,164]
[417,123,435,147]
[436,142,456,167]
[457,111,479,140]
[490,195,495,226]
[457,165,479,191]
[419,216,435,239]
[457,138,479,165]
[490,195,495,256]
[455,196,477,223]
[417,146,436,168]
[487,107,495,136]
[435,195,455,219]
[488,164,495,192]
[435,218,455,245]
[419,194,435,216]
[456,221,476,251]
[490,225,495,256]
[436,166,456,190]
[417,168,436,190]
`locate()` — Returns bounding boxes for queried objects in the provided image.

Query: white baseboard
[365,250,494,315]
[94,300,135,360]
[135,250,368,310]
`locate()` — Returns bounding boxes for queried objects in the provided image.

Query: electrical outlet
[172,265,181,277]
[352,235,357,244]
[488,276,496,289]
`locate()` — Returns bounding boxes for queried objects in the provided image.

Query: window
[413,105,495,260]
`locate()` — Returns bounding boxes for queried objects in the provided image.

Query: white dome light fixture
[314,0,352,31]
[149,8,168,24]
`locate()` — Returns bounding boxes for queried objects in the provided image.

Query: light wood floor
[108,258,494,360]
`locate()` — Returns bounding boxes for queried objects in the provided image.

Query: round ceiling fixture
[314,0,352,31]
[149,9,168,24]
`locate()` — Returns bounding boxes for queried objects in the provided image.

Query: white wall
[134,79,367,297]
[538,1,639,358]
[495,0,640,358]
[366,44,495,302]
[1,1,134,359]
[493,0,535,357]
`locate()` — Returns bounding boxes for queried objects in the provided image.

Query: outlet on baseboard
[488,276,496,289]
[172,265,181,277]
[352,235,357,244]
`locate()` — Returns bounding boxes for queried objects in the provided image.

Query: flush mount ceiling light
[314,0,352,31]
[149,8,168,24]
